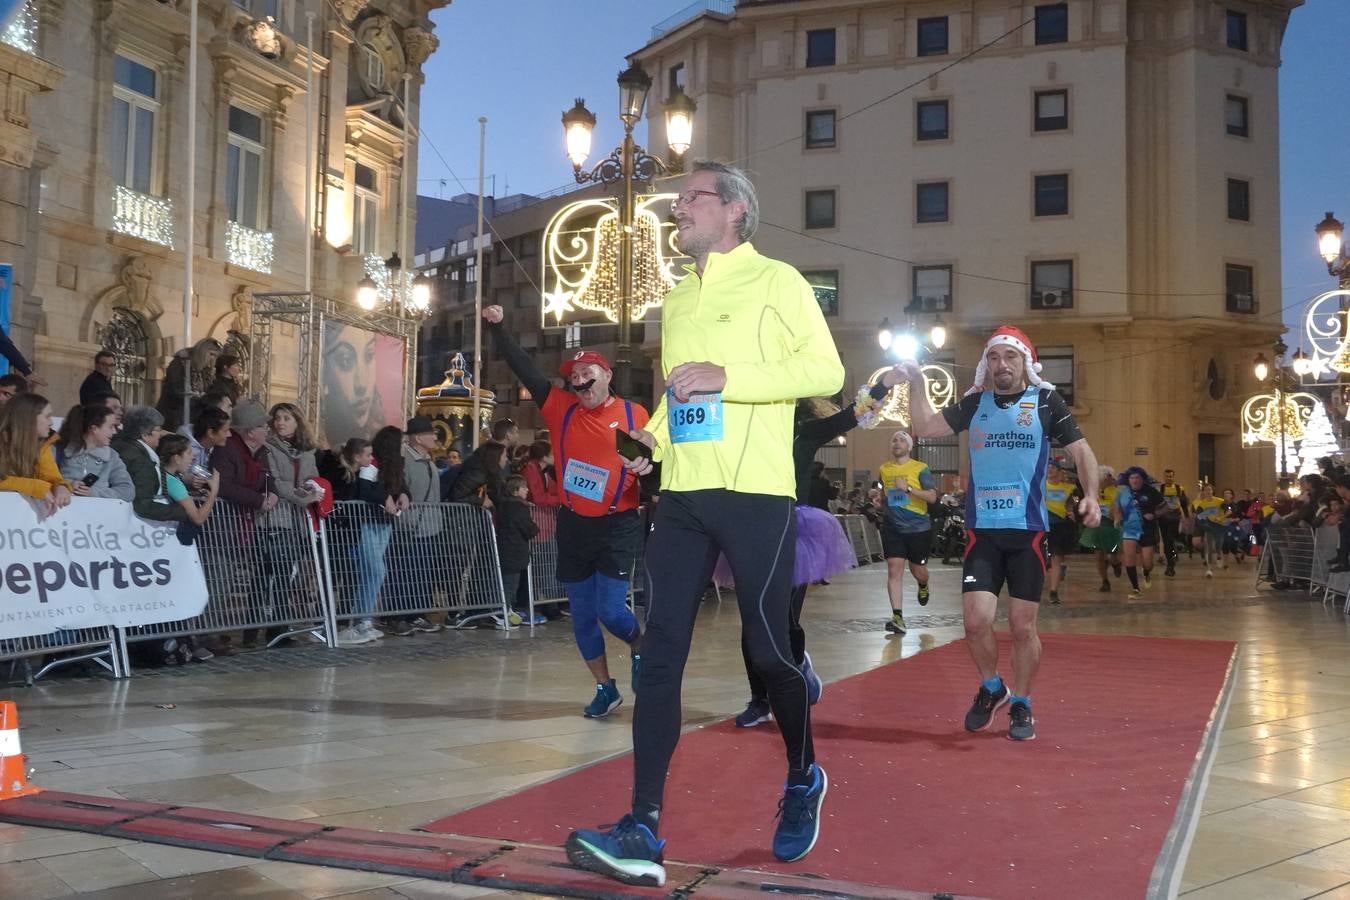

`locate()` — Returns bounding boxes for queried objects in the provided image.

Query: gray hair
[692,160,759,242]
[121,405,164,440]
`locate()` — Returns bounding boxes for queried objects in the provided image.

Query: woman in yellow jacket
[0,393,72,515]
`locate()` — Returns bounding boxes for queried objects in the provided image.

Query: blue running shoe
[800,651,823,705]
[584,679,622,718]
[565,814,666,887]
[631,652,643,695]
[773,764,828,862]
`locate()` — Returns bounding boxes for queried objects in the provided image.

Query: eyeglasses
[670,189,722,210]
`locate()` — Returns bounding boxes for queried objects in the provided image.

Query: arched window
[95,308,150,405]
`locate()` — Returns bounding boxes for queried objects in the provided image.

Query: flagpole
[471,116,486,450]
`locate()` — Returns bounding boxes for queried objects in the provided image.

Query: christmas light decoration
[226,221,274,274]
[113,185,175,249]
[1240,391,1317,446]
[1,0,37,54]
[868,364,956,426]
[1294,399,1340,479]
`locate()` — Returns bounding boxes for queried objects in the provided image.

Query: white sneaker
[336,626,376,645]
[1205,568,1213,578]
[357,622,383,640]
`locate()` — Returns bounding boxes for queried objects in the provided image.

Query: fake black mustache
[572,379,596,393]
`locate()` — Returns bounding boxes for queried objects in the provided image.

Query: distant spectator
[157,338,222,431]
[210,354,246,405]
[324,437,396,646]
[79,350,117,405]
[182,390,233,440]
[0,393,70,514]
[496,474,539,624]
[187,405,231,478]
[56,403,134,501]
[111,406,177,522]
[510,442,532,474]
[0,373,25,408]
[210,400,276,513]
[807,460,835,511]
[157,434,220,528]
[491,417,519,448]
[262,402,322,521]
[383,416,444,636]
[522,440,561,508]
[446,447,463,466]
[452,439,508,508]
[88,389,124,426]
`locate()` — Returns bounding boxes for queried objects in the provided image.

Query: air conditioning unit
[1039,291,1062,308]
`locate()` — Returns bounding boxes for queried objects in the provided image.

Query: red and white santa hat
[965,325,1055,396]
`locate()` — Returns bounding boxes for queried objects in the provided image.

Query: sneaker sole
[584,696,623,719]
[564,834,666,887]
[917,594,930,607]
[735,713,773,727]
[884,622,907,634]
[965,691,1011,732]
[1008,728,1037,741]
[774,768,829,862]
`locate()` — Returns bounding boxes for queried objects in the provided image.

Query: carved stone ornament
[119,256,162,320]
[332,0,371,24]
[402,27,438,68]
[230,284,251,334]
[242,16,282,60]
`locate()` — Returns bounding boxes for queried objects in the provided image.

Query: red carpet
[423,633,1236,899]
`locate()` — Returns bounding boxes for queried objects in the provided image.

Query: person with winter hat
[900,324,1100,742]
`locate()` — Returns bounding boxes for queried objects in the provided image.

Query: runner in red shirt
[484,305,647,718]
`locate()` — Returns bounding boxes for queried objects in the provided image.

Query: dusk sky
[418,0,1350,340]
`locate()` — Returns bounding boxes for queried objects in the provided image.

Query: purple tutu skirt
[712,505,857,589]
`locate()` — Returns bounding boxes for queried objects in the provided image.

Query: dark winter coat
[494,497,538,573]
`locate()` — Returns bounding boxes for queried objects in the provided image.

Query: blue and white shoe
[800,651,823,705]
[583,679,622,718]
[565,814,666,887]
[773,764,828,862]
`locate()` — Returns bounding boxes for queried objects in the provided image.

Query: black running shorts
[881,527,932,564]
[1130,522,1160,549]
[555,506,642,583]
[962,528,1048,602]
[1048,520,1079,557]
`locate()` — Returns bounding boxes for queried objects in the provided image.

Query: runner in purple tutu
[727,365,905,728]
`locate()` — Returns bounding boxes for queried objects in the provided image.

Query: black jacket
[79,370,114,405]
[451,445,503,507]
[495,497,538,573]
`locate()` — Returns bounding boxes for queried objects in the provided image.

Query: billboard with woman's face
[320,320,405,447]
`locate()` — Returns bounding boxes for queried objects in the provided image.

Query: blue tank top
[1116,489,1143,534]
[965,387,1049,531]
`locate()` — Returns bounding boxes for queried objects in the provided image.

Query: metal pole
[1278,380,1288,485]
[400,72,412,417]
[471,116,487,450]
[181,0,198,429]
[616,124,635,398]
[304,11,315,296]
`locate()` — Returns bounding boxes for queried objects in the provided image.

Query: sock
[1126,566,1140,589]
[982,674,1004,693]
[917,581,928,590]
[1010,693,1031,709]
[787,764,814,788]
[892,608,903,616]
[633,803,660,836]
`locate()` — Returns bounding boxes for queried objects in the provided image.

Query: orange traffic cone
[0,701,41,799]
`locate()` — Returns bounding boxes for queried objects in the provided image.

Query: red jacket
[523,459,561,508]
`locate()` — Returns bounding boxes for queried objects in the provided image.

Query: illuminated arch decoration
[868,364,956,426]
[1300,289,1350,377]
[1240,391,1318,447]
[541,193,686,326]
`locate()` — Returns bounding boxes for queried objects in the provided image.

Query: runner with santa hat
[899,325,1100,741]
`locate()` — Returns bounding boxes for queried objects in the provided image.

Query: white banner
[0,493,209,639]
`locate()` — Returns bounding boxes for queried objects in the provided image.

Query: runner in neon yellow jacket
[645,241,844,497]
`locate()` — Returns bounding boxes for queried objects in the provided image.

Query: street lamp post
[876,317,947,359]
[1256,337,1291,488]
[1317,212,1350,289]
[561,62,696,397]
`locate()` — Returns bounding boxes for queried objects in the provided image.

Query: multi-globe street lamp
[560,61,696,396]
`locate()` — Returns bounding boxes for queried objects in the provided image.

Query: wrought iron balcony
[227,220,274,274]
[113,185,175,249]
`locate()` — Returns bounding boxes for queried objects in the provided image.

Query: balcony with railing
[1,0,39,54]
[227,220,274,274]
[113,185,175,249]
[651,0,734,40]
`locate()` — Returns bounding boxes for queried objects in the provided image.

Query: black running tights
[631,489,813,827]
[742,583,808,700]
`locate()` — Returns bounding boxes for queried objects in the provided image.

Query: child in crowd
[322,437,398,645]
[157,434,221,528]
[495,474,540,627]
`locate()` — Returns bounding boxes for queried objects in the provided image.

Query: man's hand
[622,428,655,476]
[483,305,503,325]
[667,362,726,402]
[895,360,923,384]
[1077,495,1101,528]
[25,373,46,389]
[261,492,279,512]
[881,365,906,389]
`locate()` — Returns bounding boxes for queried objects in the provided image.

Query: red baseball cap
[560,350,612,378]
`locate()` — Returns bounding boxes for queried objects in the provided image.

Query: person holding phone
[56,402,134,501]
[482,306,648,720]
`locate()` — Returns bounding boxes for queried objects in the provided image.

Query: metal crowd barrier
[1257,522,1316,590]
[324,500,510,630]
[525,505,650,624]
[1,627,123,685]
[862,517,884,561]
[1311,523,1350,611]
[122,499,334,652]
[837,514,871,565]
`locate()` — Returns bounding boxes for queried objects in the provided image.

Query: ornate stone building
[0,0,447,410]
[633,0,1299,489]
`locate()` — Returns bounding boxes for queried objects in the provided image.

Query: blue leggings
[565,572,640,661]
